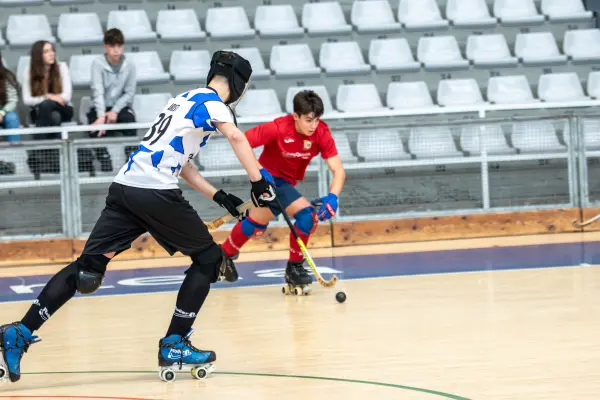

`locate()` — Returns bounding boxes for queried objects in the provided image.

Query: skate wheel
[303,286,312,295]
[0,366,5,380]
[191,366,208,380]
[294,287,303,296]
[159,368,176,382]
[282,286,290,295]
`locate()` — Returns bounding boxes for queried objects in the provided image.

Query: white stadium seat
[356,129,411,161]
[156,10,206,42]
[563,29,600,62]
[205,7,255,40]
[285,86,334,115]
[107,10,156,42]
[487,75,537,104]
[132,93,172,123]
[437,79,485,106]
[511,121,566,153]
[223,47,270,79]
[69,54,98,88]
[270,44,321,77]
[587,71,600,99]
[254,5,304,37]
[0,0,42,5]
[319,41,371,75]
[58,13,103,45]
[515,32,568,65]
[466,33,518,67]
[7,15,55,46]
[538,72,588,102]
[331,132,359,163]
[126,52,170,84]
[235,89,282,118]
[417,36,469,70]
[541,0,592,21]
[368,38,420,72]
[493,0,545,24]
[460,124,515,155]
[387,81,435,109]
[16,56,30,85]
[336,83,386,113]
[397,0,449,30]
[302,1,352,35]
[409,126,463,158]
[446,0,497,27]
[351,0,401,33]
[169,50,211,84]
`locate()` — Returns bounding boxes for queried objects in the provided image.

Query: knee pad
[294,207,318,235]
[74,254,109,294]
[190,243,224,283]
[241,217,268,238]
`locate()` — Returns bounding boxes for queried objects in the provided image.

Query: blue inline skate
[0,322,40,382]
[157,329,215,382]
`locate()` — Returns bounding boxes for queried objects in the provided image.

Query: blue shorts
[268,177,302,217]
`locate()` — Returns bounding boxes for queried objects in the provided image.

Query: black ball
[335,291,346,303]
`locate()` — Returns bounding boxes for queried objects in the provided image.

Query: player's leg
[221,205,274,259]
[0,183,145,383]
[283,195,318,288]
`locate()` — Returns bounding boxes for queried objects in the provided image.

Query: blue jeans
[2,112,20,142]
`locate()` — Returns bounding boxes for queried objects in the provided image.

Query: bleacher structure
[1,0,600,241]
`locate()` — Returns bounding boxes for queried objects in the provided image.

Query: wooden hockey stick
[275,197,338,288]
[205,200,254,230]
[573,214,600,228]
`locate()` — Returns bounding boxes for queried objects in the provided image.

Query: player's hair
[104,28,125,46]
[29,40,62,98]
[293,90,324,118]
[0,51,17,108]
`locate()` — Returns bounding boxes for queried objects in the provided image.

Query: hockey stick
[205,200,254,230]
[274,197,338,288]
[572,213,600,228]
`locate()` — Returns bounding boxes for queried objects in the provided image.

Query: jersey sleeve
[245,121,280,148]
[193,100,234,134]
[320,127,339,159]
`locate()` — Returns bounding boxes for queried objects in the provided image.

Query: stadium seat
[132,93,172,123]
[493,0,545,24]
[336,83,386,113]
[254,5,304,38]
[302,1,352,35]
[58,13,103,45]
[156,9,206,42]
[417,36,469,70]
[538,72,588,102]
[541,0,592,21]
[285,85,334,115]
[224,47,270,79]
[205,6,255,40]
[270,44,321,77]
[368,38,420,72]
[437,79,485,106]
[466,33,518,67]
[0,0,42,5]
[329,132,358,163]
[235,89,282,117]
[387,81,435,109]
[319,41,371,75]
[7,15,55,47]
[107,10,156,42]
[487,75,537,104]
[78,96,93,125]
[581,118,600,149]
[511,121,566,153]
[16,56,30,85]
[563,29,600,63]
[587,71,600,98]
[408,126,463,158]
[356,129,411,161]
[69,54,98,88]
[515,32,568,65]
[446,0,497,27]
[169,50,211,83]
[351,0,401,33]
[397,0,449,30]
[460,124,515,155]
[126,52,170,84]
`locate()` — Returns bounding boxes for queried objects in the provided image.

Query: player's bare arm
[179,162,218,199]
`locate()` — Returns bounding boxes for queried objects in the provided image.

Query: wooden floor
[1,233,600,399]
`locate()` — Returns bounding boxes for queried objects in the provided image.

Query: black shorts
[83,182,214,257]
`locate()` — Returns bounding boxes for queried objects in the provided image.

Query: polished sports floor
[1,232,600,399]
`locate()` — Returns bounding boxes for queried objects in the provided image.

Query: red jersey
[245,115,338,185]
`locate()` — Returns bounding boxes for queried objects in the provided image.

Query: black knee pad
[74,254,109,294]
[189,243,225,283]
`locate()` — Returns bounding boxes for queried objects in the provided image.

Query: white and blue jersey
[113,88,234,189]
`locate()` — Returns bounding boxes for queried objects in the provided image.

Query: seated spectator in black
[88,28,137,171]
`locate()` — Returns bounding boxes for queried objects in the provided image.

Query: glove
[213,189,244,218]
[250,177,276,208]
[260,167,276,187]
[311,193,338,221]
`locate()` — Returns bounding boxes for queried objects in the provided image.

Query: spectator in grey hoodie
[88,28,136,171]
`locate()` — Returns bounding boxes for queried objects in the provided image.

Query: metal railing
[1,99,600,241]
